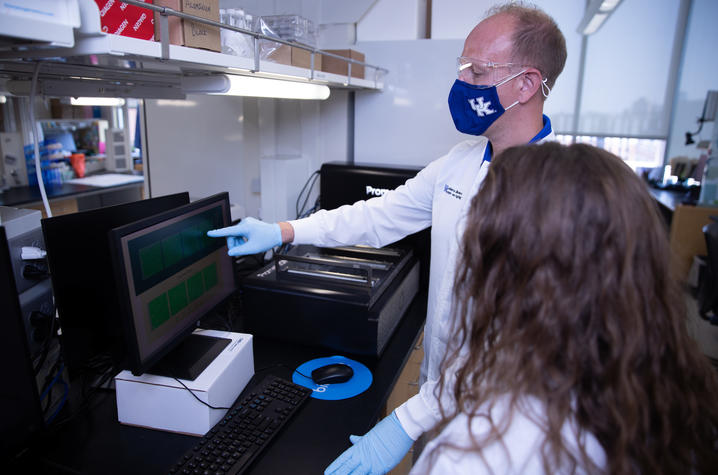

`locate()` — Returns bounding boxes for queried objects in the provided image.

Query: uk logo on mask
[468,97,496,117]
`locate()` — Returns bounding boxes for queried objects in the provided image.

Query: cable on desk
[46,362,118,432]
[173,377,230,410]
[46,380,69,424]
[32,306,58,375]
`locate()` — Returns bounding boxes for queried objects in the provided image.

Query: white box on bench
[115,329,254,436]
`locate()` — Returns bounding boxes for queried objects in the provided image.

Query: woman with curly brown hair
[412,142,718,474]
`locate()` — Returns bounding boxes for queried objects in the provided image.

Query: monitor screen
[41,192,191,378]
[109,193,236,376]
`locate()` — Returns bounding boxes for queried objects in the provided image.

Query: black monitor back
[319,162,430,288]
[0,227,44,458]
[41,192,190,377]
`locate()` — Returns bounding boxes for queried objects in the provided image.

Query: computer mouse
[311,363,354,385]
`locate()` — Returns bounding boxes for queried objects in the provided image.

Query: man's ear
[517,69,542,103]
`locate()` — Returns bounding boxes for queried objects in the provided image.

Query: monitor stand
[148,333,232,381]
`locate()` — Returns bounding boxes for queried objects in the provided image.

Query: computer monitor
[109,192,236,378]
[42,192,190,378]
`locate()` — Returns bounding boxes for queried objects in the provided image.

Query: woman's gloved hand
[324,412,414,475]
[207,217,282,257]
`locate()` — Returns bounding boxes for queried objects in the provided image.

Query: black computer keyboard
[169,374,312,475]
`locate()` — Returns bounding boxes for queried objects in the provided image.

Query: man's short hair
[488,2,567,92]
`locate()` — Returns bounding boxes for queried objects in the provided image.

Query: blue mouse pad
[292,355,372,400]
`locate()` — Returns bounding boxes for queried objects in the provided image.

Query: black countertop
[17,292,427,475]
[647,187,689,213]
[0,176,144,208]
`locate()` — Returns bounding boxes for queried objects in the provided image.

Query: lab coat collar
[483,114,553,163]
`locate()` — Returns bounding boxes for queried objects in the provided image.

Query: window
[555,0,685,170]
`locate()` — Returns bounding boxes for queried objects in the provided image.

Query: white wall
[354,39,464,167]
[357,0,426,41]
[143,95,259,218]
[430,0,491,39]
[144,87,350,221]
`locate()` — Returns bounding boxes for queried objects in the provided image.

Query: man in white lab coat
[208,4,566,474]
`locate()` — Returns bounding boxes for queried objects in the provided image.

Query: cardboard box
[94,0,155,40]
[115,330,254,435]
[266,44,322,70]
[321,49,365,79]
[154,0,220,52]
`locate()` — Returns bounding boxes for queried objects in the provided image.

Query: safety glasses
[457,56,528,87]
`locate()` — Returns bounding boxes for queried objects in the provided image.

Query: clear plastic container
[257,15,316,46]
[220,8,254,57]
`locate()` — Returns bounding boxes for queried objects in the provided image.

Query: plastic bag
[219,8,254,57]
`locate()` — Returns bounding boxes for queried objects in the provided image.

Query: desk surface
[647,187,688,213]
[20,293,427,475]
[0,174,144,208]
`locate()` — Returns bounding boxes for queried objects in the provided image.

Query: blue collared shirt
[482,114,553,163]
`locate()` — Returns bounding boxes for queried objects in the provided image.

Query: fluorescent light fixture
[183,75,330,100]
[0,95,6,104]
[582,13,608,35]
[599,0,622,11]
[70,97,126,107]
[578,0,623,35]
[6,79,186,100]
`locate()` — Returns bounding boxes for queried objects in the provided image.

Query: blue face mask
[447,70,524,136]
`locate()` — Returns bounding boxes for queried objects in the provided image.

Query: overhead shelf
[0,0,386,99]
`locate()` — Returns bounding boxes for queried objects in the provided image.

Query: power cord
[173,377,231,410]
[169,360,317,411]
[295,170,320,219]
[28,61,52,218]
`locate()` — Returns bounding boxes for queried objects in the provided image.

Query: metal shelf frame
[0,0,388,99]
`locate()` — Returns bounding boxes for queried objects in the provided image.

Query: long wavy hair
[432,142,718,473]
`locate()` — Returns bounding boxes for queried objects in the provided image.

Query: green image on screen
[148,293,171,329]
[187,271,205,302]
[162,234,184,268]
[168,282,189,315]
[198,219,214,249]
[139,242,164,279]
[181,227,202,257]
[203,262,218,289]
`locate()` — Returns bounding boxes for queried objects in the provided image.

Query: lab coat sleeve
[395,340,470,440]
[395,384,440,440]
[395,369,455,440]
[288,157,445,247]
[396,340,468,440]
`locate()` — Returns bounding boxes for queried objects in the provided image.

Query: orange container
[70,153,86,178]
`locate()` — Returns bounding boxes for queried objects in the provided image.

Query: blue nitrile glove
[206,217,282,257]
[324,412,413,475]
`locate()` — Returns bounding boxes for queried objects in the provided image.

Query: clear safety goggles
[457,57,527,87]
[456,57,551,97]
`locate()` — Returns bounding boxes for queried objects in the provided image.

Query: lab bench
[13,291,427,474]
[0,175,144,217]
[647,186,718,279]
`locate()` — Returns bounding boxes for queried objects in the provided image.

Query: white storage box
[115,329,254,436]
[0,0,81,47]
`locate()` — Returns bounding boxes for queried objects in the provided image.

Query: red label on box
[94,1,155,40]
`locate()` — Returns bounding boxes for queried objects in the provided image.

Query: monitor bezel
[109,192,235,376]
[41,192,191,377]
